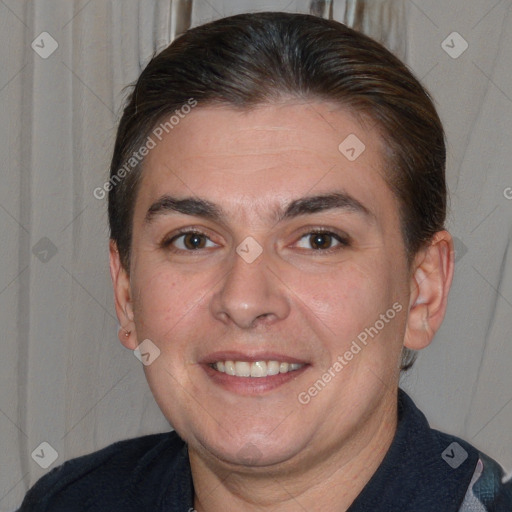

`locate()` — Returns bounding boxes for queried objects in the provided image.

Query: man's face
[123,101,412,469]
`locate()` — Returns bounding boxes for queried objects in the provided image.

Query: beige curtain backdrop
[1,1,511,509]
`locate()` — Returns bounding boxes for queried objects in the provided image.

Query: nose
[210,247,290,329]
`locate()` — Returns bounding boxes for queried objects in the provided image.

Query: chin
[190,426,308,470]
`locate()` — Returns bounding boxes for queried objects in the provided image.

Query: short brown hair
[108,12,447,371]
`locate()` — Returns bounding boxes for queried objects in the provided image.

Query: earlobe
[404,230,455,351]
[109,240,138,349]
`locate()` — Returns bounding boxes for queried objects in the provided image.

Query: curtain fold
[1,2,185,509]
[1,1,511,509]
[310,0,407,59]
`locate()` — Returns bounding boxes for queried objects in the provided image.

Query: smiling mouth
[210,360,305,378]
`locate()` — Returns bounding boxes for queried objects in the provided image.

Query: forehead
[133,100,400,232]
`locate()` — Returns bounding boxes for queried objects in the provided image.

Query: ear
[404,230,455,351]
[109,239,138,350]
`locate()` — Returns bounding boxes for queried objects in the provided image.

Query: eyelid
[161,227,219,250]
[160,226,351,253]
[291,228,351,253]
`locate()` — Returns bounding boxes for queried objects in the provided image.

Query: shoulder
[18,431,187,511]
[393,390,512,511]
[384,390,495,510]
[458,451,512,511]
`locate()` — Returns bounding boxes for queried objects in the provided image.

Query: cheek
[130,267,188,337]
[287,260,396,338]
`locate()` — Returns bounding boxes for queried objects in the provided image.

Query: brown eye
[183,233,207,250]
[310,233,334,250]
[295,231,349,251]
[165,231,217,251]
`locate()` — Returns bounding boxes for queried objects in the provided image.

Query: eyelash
[161,228,351,254]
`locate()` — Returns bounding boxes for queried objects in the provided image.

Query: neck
[190,388,398,512]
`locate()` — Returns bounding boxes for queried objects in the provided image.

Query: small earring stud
[119,326,131,337]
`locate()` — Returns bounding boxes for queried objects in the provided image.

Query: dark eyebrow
[144,192,374,225]
[279,192,374,222]
[145,196,222,224]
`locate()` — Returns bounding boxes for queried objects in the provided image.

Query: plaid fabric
[458,453,512,511]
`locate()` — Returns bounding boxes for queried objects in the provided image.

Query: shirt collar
[347,388,479,511]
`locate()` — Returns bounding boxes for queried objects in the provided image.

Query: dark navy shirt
[18,389,512,511]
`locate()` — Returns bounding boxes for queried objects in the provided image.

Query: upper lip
[199,351,309,365]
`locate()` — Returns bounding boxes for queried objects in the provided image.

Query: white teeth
[212,360,304,377]
[251,361,267,377]
[225,360,236,376]
[235,361,251,377]
[267,361,280,376]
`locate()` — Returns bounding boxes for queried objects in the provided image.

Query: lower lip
[202,364,309,395]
